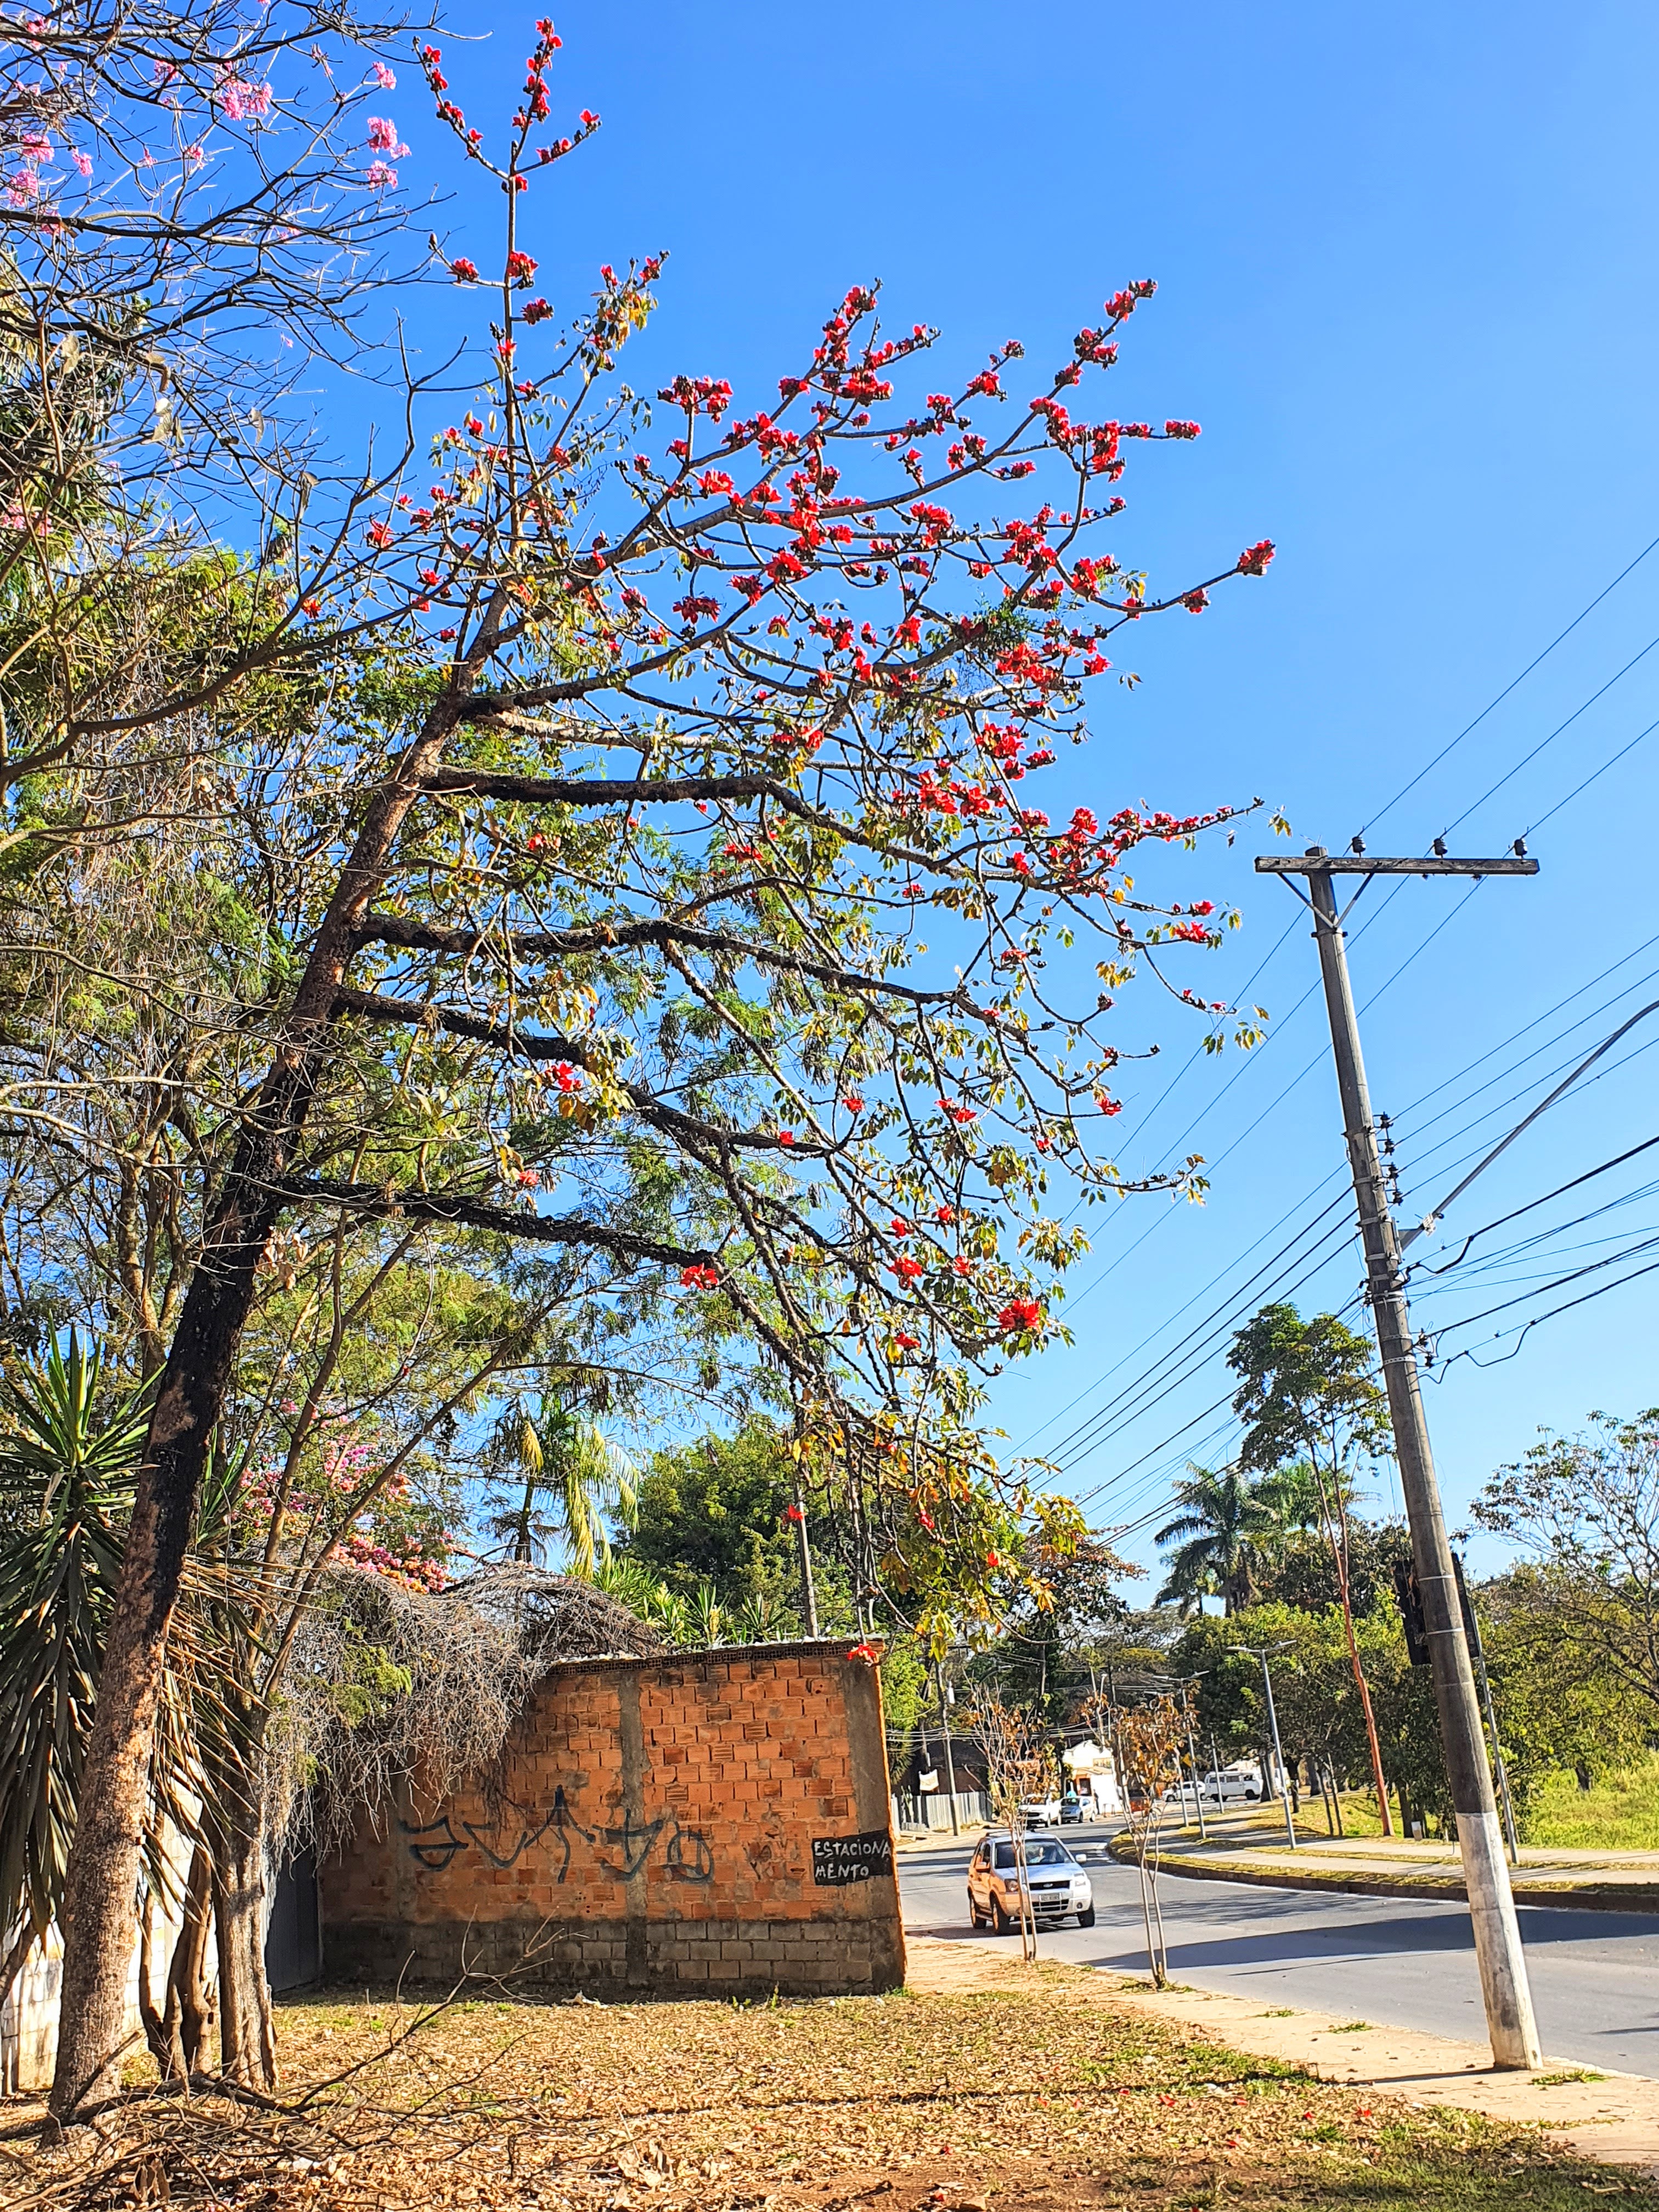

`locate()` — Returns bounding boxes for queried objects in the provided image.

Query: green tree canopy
[1228,1305,1391,1483]
[621,1420,808,1617]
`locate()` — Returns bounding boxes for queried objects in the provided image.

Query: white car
[1197,1764,1263,1802]
[968,1832,1095,1932]
[1018,1794,1062,1826]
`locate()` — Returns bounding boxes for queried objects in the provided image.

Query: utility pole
[1256,843,1542,2069]
[1240,1645,1297,1849]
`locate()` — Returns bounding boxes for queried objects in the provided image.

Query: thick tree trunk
[49,673,481,2119]
[212,1821,276,2091]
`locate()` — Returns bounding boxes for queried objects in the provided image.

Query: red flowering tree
[44,16,1274,2113]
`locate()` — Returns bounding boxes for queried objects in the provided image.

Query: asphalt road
[897,1824,1659,2078]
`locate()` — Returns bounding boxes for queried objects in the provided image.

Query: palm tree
[1153,1464,1274,1615]
[485,1398,640,1576]
[1254,1458,1324,1542]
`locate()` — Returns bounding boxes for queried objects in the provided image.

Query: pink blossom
[365,159,398,189]
[372,60,397,88]
[366,115,408,156]
[70,149,91,177]
[182,144,205,170]
[216,72,273,121]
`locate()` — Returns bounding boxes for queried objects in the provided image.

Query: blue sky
[377,0,1659,1576]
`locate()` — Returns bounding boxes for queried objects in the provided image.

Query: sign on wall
[811,1830,894,1885]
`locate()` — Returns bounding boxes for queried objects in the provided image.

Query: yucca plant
[0,1335,153,2009]
[0,1336,257,2069]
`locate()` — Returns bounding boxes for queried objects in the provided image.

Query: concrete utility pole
[1255,844,1542,2070]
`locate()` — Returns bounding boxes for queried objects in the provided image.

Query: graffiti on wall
[400,1785,714,1884]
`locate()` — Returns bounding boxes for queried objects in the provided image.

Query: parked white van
[1198,1763,1265,1802]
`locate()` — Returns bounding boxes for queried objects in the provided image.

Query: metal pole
[1246,1647,1298,1850]
[1457,1559,1520,1867]
[1184,1705,1209,1842]
[1291,850,1540,2069]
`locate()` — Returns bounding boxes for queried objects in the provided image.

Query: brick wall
[319,1641,905,1999]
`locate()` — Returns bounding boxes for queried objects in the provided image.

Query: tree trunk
[212,1819,276,2091]
[139,1843,216,2080]
[49,668,484,2119]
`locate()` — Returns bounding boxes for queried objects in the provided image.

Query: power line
[1440,626,1659,839]
[1024,546,1659,1534]
[1425,1230,1659,1345]
[1403,1132,1659,1275]
[1027,887,1484,1468]
[1432,1255,1659,1378]
[1523,711,1659,841]
[1359,528,1659,840]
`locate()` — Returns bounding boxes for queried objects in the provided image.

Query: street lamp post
[1242,1645,1297,1850]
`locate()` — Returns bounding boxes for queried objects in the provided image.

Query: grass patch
[1534,2069,1610,2087]
[1329,2021,1373,2033]
[10,1975,1654,2211]
[1523,1757,1659,1851]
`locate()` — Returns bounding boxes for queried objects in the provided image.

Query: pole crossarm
[1255,854,1539,877]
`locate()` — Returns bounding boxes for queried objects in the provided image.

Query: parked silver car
[967,1832,1095,1932]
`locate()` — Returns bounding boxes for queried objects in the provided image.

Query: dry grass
[2,1964,1652,2212]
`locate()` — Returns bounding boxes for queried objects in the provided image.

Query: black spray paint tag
[811,1830,894,1884]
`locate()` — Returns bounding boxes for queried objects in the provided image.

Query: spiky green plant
[0,1335,153,2005]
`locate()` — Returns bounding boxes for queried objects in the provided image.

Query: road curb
[1110,1836,1659,1915]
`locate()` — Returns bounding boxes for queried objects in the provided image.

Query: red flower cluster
[679,1262,720,1290]
[997,1299,1042,1334]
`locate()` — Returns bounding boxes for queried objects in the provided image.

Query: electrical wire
[1431,1255,1659,1377]
[1023,543,1659,1538]
[1402,1133,1659,1275]
[1026,885,1483,1469]
[1439,627,1659,840]
[1357,529,1659,840]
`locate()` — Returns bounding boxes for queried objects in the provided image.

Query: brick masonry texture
[319,1641,905,1999]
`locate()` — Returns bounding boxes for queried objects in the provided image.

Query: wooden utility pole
[1255,844,1541,2069]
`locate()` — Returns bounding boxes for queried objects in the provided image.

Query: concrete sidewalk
[1125,1824,1659,1912]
